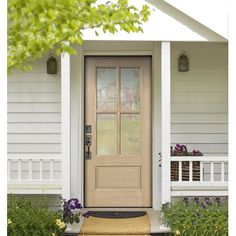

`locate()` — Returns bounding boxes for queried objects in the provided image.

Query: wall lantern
[47,55,57,74]
[178,51,189,72]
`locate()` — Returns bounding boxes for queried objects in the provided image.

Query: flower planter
[171,144,202,181]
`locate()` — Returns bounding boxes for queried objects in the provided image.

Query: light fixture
[178,51,189,72]
[47,54,57,74]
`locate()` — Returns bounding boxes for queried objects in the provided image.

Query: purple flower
[205,197,212,205]
[183,197,189,204]
[193,150,203,156]
[82,212,89,218]
[67,198,82,210]
[77,203,82,209]
[194,197,200,205]
[215,197,221,205]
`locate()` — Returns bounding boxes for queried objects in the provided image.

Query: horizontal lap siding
[171,43,228,156]
[8,56,61,154]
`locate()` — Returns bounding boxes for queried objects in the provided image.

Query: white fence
[170,156,228,196]
[8,154,62,194]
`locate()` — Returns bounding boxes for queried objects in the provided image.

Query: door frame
[70,42,162,210]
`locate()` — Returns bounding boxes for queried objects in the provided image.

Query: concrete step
[64,209,171,235]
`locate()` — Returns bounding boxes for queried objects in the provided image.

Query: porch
[7,41,228,207]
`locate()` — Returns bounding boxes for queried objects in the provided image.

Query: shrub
[161,197,228,236]
[7,195,64,236]
[7,195,87,236]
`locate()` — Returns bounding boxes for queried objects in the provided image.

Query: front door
[85,56,151,207]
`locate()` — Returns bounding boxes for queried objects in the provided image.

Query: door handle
[85,134,92,160]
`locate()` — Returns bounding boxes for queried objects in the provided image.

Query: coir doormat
[79,211,150,235]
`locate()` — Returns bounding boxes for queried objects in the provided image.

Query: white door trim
[71,42,162,210]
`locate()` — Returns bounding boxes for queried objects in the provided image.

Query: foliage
[7,195,86,236]
[7,195,65,236]
[171,144,203,156]
[59,197,89,224]
[8,0,151,72]
[161,197,228,236]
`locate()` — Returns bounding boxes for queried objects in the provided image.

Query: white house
[7,0,228,215]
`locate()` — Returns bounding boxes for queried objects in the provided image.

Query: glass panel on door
[97,114,117,156]
[120,68,140,111]
[121,114,141,155]
[96,68,116,111]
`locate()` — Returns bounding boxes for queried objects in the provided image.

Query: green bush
[161,197,228,236]
[7,195,65,236]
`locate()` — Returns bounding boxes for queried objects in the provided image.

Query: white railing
[170,156,228,197]
[8,154,62,194]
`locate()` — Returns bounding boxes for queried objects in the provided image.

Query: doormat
[87,211,146,219]
[79,211,150,235]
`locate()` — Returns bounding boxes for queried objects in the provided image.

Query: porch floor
[65,209,171,235]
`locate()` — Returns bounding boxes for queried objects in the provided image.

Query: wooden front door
[85,56,151,207]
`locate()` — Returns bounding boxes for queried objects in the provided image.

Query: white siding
[8,56,61,154]
[171,42,228,156]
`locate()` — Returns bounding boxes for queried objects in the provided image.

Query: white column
[161,42,171,204]
[152,42,161,210]
[70,45,84,202]
[61,46,71,199]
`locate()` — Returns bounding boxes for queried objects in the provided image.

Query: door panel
[85,57,151,207]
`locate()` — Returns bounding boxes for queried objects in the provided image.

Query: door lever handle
[85,135,92,160]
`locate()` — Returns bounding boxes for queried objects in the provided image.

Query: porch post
[61,46,71,199]
[161,42,171,204]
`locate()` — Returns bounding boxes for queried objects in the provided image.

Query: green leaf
[8,0,151,72]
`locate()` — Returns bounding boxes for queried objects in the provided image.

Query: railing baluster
[39,159,43,180]
[178,161,182,182]
[189,161,193,182]
[8,159,11,180]
[221,162,225,182]
[18,159,22,181]
[210,162,214,182]
[50,159,54,180]
[29,159,32,180]
[200,162,203,182]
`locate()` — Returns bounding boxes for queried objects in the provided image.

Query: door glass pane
[97,68,116,110]
[97,114,117,155]
[121,114,141,155]
[120,68,140,111]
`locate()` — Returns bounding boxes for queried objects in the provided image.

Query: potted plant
[171,144,203,181]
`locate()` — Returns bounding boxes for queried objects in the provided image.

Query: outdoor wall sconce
[178,51,189,72]
[47,55,57,74]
